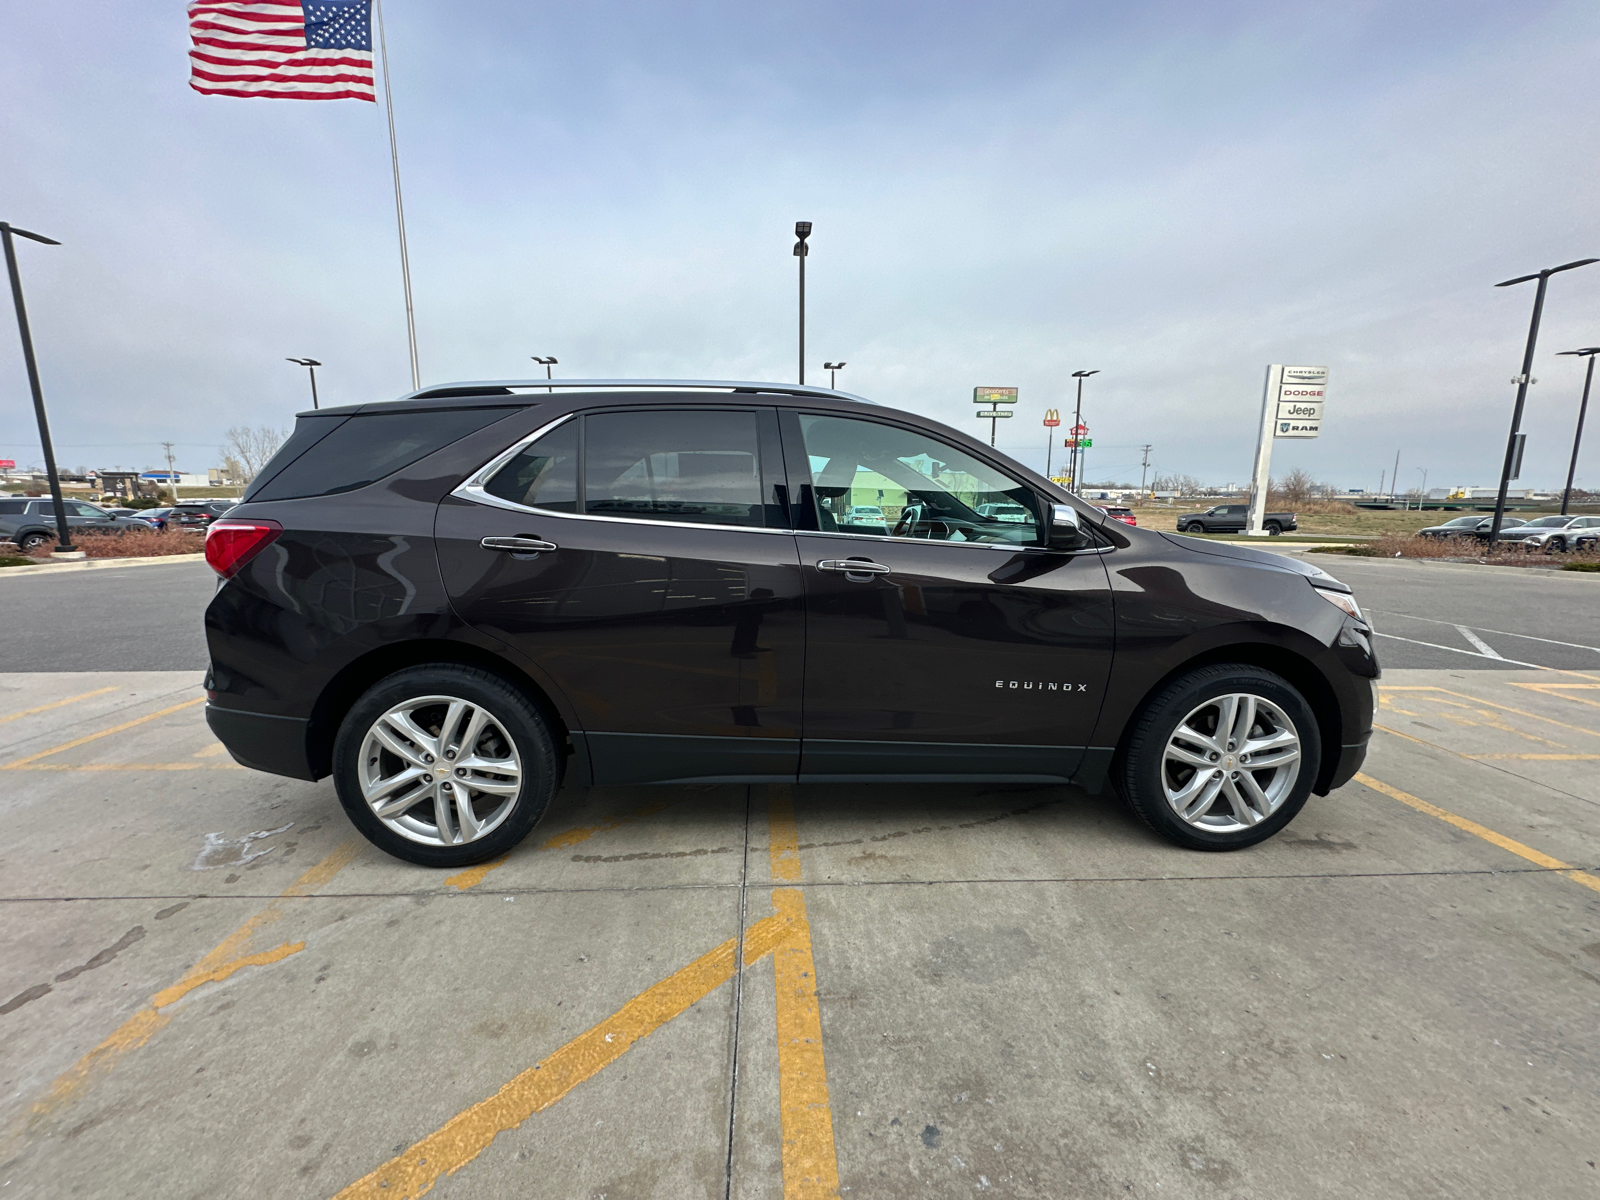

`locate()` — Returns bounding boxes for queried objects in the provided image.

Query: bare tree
[1272,467,1317,506]
[221,426,286,486]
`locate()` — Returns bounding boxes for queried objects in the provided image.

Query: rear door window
[250,407,520,502]
[583,409,769,528]
[0,500,26,514]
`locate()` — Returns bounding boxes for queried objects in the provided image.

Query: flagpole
[373,0,420,391]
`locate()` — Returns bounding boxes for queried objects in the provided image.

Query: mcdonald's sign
[1043,409,1060,427]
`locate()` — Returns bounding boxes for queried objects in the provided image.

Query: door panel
[436,406,803,784]
[784,410,1116,780]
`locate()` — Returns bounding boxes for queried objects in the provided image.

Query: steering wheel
[891,506,920,538]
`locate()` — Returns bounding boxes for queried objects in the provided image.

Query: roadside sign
[0,459,14,469]
[978,411,1014,418]
[1065,437,1092,448]
[973,387,1018,404]
[1043,409,1060,427]
[1247,364,1329,535]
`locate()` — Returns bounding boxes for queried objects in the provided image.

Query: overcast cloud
[3,0,1599,491]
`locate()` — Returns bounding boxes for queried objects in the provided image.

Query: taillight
[205,519,283,580]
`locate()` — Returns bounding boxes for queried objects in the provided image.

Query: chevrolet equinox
[202,380,1377,866]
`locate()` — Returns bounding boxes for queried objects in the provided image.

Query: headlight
[1314,586,1362,621]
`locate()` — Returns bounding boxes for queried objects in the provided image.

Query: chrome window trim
[450,411,789,536]
[793,528,1112,556]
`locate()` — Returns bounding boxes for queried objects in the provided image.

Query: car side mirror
[1048,503,1093,550]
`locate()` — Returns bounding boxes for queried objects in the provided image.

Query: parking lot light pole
[1555,347,1598,515]
[1070,370,1098,490]
[286,358,321,409]
[2,220,76,556]
[824,361,845,389]
[531,356,557,393]
[794,222,811,384]
[1488,258,1598,545]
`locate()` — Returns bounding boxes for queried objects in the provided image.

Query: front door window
[796,413,1042,545]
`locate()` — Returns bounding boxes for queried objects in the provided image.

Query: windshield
[1442,517,1480,527]
[1525,516,1570,527]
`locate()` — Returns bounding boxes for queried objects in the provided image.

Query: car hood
[1157,531,1352,592]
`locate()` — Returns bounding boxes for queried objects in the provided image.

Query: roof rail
[400,378,876,405]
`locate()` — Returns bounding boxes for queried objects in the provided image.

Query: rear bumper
[206,703,316,781]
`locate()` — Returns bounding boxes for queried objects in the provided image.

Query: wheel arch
[1110,642,1344,796]
[306,639,575,781]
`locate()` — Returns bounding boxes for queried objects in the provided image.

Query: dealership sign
[1273,365,1327,439]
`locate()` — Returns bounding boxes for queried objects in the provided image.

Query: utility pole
[1139,444,1152,497]
[161,442,178,503]
[1488,257,1598,545]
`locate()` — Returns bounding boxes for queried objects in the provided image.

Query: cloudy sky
[4,0,1600,491]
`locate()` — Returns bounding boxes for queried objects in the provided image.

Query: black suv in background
[203,380,1377,867]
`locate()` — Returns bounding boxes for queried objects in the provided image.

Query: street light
[1486,257,1598,545]
[1069,370,1099,491]
[1414,466,1428,510]
[1556,347,1599,515]
[531,356,557,393]
[794,222,811,384]
[1,220,76,557]
[286,357,322,409]
[824,361,845,389]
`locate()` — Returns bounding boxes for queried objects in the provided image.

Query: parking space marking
[767,789,842,1199]
[28,837,363,1123]
[0,687,117,724]
[1369,609,1600,655]
[1355,773,1600,897]
[335,907,799,1200]
[9,762,244,771]
[0,696,205,769]
[1373,631,1547,669]
[1510,682,1600,710]
[1454,625,1503,658]
[1381,686,1600,739]
[1468,753,1600,760]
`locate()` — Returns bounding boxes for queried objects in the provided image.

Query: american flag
[188,1,377,102]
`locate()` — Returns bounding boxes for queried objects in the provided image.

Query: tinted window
[252,407,518,502]
[0,500,26,514]
[240,413,347,501]
[795,413,1042,545]
[482,420,578,512]
[583,410,765,527]
[69,503,105,517]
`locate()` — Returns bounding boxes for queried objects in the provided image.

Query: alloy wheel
[357,694,522,846]
[1160,692,1301,832]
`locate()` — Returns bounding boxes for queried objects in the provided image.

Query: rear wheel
[16,531,49,552]
[333,664,559,867]
[1265,521,1283,536]
[1181,522,1203,534]
[1117,664,1321,850]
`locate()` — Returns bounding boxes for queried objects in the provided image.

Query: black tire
[1116,664,1321,851]
[16,531,50,552]
[1181,522,1202,534]
[1546,537,1566,555]
[332,664,559,867]
[1265,522,1282,536]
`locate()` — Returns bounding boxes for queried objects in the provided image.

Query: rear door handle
[817,558,891,578]
[481,536,558,554]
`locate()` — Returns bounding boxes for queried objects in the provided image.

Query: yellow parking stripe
[335,908,798,1200]
[1355,773,1600,897]
[0,686,116,724]
[0,696,205,769]
[30,838,363,1122]
[442,802,675,890]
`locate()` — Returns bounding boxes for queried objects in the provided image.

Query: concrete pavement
[3,665,1598,1197]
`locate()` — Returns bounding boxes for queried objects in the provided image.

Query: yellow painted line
[8,762,245,771]
[1355,773,1600,898]
[771,887,842,1200]
[0,686,117,724]
[0,696,205,769]
[768,787,802,882]
[335,908,797,1200]
[192,741,232,758]
[443,803,672,890]
[30,838,362,1121]
[1468,753,1600,761]
[1378,686,1600,739]
[1509,682,1600,710]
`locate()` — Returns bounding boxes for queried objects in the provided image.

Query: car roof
[304,379,880,419]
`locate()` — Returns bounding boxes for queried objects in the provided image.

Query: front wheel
[332,664,559,867]
[1181,522,1202,534]
[1265,522,1282,536]
[1117,664,1321,850]
[1545,537,1566,555]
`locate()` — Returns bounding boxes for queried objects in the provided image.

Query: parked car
[1416,515,1527,540]
[162,501,237,529]
[841,504,888,530]
[1097,505,1138,526]
[1494,514,1600,552]
[203,379,1377,866]
[974,502,1032,523]
[100,506,162,528]
[0,498,159,551]
[1177,504,1298,536]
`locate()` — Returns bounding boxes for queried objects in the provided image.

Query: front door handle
[817,557,891,580]
[481,536,558,554]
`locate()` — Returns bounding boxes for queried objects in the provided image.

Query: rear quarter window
[0,500,27,514]
[249,407,521,502]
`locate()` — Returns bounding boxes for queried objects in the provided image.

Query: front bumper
[206,703,316,781]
